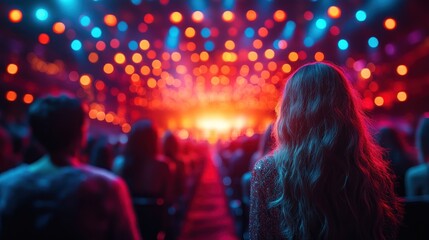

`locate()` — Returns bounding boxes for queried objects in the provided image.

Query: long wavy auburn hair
[271,62,402,239]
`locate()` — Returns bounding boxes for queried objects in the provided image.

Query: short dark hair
[28,95,86,153]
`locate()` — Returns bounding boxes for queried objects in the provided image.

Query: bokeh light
[104,14,117,27]
[316,18,327,29]
[338,39,349,50]
[368,37,379,48]
[53,22,66,34]
[314,52,324,61]
[23,94,34,104]
[360,68,371,79]
[273,10,286,22]
[6,91,17,102]
[396,65,408,76]
[327,6,341,19]
[397,91,407,102]
[71,39,82,51]
[7,64,19,75]
[222,11,235,22]
[192,11,204,23]
[246,10,257,21]
[80,74,92,86]
[355,10,367,22]
[35,8,49,21]
[38,33,50,44]
[384,18,396,30]
[9,9,23,23]
[170,12,183,24]
[374,96,384,106]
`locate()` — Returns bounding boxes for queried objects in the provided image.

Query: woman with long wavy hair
[249,62,402,239]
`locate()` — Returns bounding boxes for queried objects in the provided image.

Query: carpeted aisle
[179,153,238,240]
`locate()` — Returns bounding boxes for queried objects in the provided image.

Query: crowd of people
[1,62,429,239]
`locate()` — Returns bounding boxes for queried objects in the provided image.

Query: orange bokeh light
[23,94,34,104]
[80,74,92,86]
[9,9,22,23]
[52,22,66,34]
[104,14,117,27]
[225,40,235,50]
[132,53,143,63]
[6,91,17,102]
[170,12,183,24]
[314,52,325,61]
[384,18,396,30]
[396,65,408,76]
[374,96,384,106]
[327,6,341,19]
[88,52,99,63]
[7,64,18,75]
[139,39,150,50]
[264,49,275,59]
[103,63,114,74]
[114,53,126,64]
[222,11,235,22]
[185,27,196,38]
[288,52,299,62]
[273,10,286,22]
[397,91,407,102]
[246,10,257,21]
[192,11,204,23]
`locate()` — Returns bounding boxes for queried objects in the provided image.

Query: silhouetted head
[162,130,179,159]
[259,123,274,156]
[126,120,158,160]
[416,114,429,163]
[28,95,86,154]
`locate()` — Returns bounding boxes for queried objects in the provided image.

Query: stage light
[104,14,117,26]
[355,10,366,22]
[384,18,396,30]
[338,39,348,50]
[139,39,150,50]
[71,39,82,51]
[374,96,384,106]
[396,65,408,76]
[23,94,34,104]
[38,33,50,44]
[35,8,48,21]
[7,64,18,75]
[244,27,255,38]
[53,22,65,34]
[222,11,234,22]
[282,21,296,39]
[314,52,324,61]
[278,40,287,49]
[140,65,150,75]
[288,52,298,62]
[9,9,23,23]
[114,53,126,64]
[117,21,128,31]
[204,41,215,51]
[80,15,91,26]
[360,68,371,79]
[170,12,183,24]
[200,51,209,61]
[185,27,196,38]
[246,10,257,21]
[267,61,277,71]
[91,27,102,38]
[201,28,211,38]
[125,65,135,75]
[152,59,161,69]
[187,42,196,51]
[327,6,341,19]
[122,123,131,133]
[6,91,17,102]
[273,10,286,22]
[397,91,407,102]
[368,37,379,48]
[192,11,204,23]
[103,63,114,74]
[316,18,327,29]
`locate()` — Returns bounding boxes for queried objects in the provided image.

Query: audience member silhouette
[376,126,417,196]
[0,127,17,173]
[0,95,140,240]
[250,62,402,239]
[405,114,429,196]
[115,119,172,240]
[89,136,115,171]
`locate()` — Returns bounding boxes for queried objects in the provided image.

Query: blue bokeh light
[35,8,49,21]
[128,41,138,51]
[131,0,142,5]
[169,26,180,37]
[244,27,255,38]
[368,37,379,48]
[315,18,327,29]
[282,21,296,40]
[355,10,367,21]
[118,21,128,32]
[338,39,349,50]
[204,41,215,51]
[71,39,82,51]
[201,28,211,38]
[91,27,102,38]
[304,37,315,47]
[80,16,91,27]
